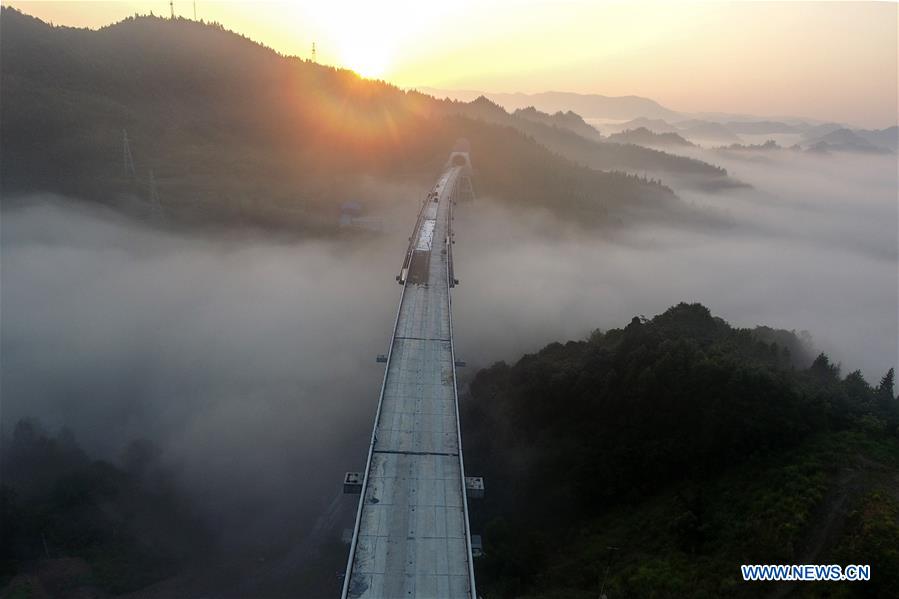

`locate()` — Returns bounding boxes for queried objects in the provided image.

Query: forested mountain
[718,140,785,152]
[603,117,680,134]
[0,8,701,231]
[608,127,694,147]
[725,120,802,134]
[462,303,899,598]
[799,123,847,142]
[512,106,604,141]
[1,422,214,596]
[675,120,742,144]
[802,129,892,154]
[423,89,682,121]
[855,126,899,152]
[445,96,733,182]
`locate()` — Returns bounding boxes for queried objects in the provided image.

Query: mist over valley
[1,3,897,598]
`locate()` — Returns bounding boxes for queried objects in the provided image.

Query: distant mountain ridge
[604,117,680,134]
[607,127,694,147]
[803,127,895,154]
[599,115,896,153]
[422,88,897,150]
[725,120,802,134]
[418,88,682,120]
[443,95,734,182]
[675,119,743,143]
[512,106,603,141]
[856,126,899,152]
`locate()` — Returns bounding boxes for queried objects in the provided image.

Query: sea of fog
[453,150,897,384]
[1,148,896,581]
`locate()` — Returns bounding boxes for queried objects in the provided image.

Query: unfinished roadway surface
[341,164,477,599]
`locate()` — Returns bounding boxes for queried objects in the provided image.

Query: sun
[298,1,459,81]
[296,3,409,80]
[341,42,392,79]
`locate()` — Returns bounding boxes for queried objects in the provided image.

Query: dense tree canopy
[1,421,212,594]
[462,303,899,598]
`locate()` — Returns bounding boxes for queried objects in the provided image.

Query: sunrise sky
[4,1,897,127]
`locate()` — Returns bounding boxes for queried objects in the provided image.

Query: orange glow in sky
[3,1,897,127]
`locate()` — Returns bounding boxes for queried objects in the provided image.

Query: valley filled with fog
[1,2,896,597]
[2,197,417,553]
[453,149,897,383]
[2,146,896,588]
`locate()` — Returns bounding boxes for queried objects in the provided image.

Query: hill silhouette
[444,96,734,183]
[421,88,682,121]
[855,125,899,152]
[0,8,696,231]
[512,106,604,141]
[604,117,680,135]
[725,120,801,134]
[675,119,743,144]
[608,127,694,147]
[802,128,892,154]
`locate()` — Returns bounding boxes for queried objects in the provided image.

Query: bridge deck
[342,167,476,599]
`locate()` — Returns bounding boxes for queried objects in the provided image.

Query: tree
[878,368,895,400]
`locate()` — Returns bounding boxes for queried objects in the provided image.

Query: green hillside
[462,304,899,598]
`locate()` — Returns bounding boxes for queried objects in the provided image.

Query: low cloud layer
[1,198,416,555]
[1,148,896,590]
[452,151,897,383]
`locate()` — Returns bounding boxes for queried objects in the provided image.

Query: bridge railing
[444,169,477,597]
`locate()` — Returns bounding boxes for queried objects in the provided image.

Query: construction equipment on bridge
[464,477,485,499]
[470,535,484,558]
[343,472,363,495]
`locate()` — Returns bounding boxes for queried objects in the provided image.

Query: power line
[122,129,136,178]
[148,169,162,220]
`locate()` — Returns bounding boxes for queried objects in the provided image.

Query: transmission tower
[311,42,316,63]
[193,1,197,20]
[122,129,136,178]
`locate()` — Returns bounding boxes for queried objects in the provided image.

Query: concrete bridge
[341,158,478,599]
